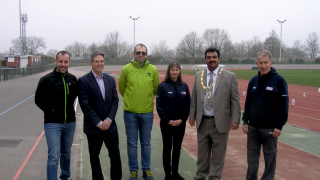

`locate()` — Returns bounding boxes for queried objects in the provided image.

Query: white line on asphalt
[289,113,320,121]
[0,94,35,116]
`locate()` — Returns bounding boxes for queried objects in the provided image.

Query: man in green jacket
[118,44,159,180]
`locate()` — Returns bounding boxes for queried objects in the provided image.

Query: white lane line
[0,94,35,116]
[292,106,320,112]
[289,113,320,121]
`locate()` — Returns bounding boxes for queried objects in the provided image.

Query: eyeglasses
[135,51,147,55]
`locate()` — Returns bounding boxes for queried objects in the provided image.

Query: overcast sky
[1,0,320,54]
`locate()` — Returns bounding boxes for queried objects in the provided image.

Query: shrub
[295,58,304,64]
[241,58,255,64]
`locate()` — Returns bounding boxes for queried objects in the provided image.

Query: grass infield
[181,69,320,87]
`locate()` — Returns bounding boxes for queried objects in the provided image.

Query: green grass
[181,69,320,87]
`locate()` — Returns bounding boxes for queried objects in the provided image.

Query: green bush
[241,58,255,64]
[295,58,304,64]
[315,58,320,64]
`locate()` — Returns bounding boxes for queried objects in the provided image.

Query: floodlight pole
[277,19,286,62]
[19,0,22,55]
[129,16,140,45]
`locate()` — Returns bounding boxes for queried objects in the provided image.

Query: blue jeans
[123,111,153,171]
[44,122,76,180]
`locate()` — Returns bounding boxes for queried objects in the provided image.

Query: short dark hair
[134,43,148,54]
[56,50,71,60]
[204,47,220,58]
[164,61,183,85]
[90,51,105,62]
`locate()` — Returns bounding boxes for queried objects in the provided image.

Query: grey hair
[90,51,105,62]
[257,50,272,60]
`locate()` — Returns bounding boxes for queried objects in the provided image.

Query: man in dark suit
[189,47,241,180]
[78,51,122,180]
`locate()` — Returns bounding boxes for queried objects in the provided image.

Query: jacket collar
[131,58,150,68]
[53,67,68,77]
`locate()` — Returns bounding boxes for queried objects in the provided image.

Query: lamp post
[19,0,22,55]
[277,19,286,62]
[129,16,140,45]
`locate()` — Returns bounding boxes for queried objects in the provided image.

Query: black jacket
[242,67,289,130]
[156,79,191,124]
[35,68,78,124]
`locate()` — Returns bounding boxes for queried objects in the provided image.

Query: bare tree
[305,32,320,58]
[264,30,281,57]
[202,28,231,50]
[247,36,263,57]
[46,49,58,58]
[221,40,234,58]
[286,40,306,58]
[103,31,132,58]
[10,36,46,55]
[65,42,87,57]
[233,40,247,57]
[150,40,174,60]
[176,31,203,58]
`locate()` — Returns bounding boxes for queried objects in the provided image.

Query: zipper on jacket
[61,74,67,123]
[139,69,141,114]
[66,82,69,95]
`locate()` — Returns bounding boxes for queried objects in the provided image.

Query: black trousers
[86,131,122,180]
[160,121,186,176]
[246,125,277,180]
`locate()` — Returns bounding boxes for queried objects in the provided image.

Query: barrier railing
[0,64,55,82]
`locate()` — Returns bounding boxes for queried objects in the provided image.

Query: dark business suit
[78,71,122,180]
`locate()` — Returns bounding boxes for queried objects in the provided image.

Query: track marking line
[292,106,320,112]
[0,94,35,116]
[289,113,320,121]
[12,130,45,180]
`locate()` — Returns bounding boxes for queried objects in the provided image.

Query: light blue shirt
[203,67,219,116]
[91,71,112,127]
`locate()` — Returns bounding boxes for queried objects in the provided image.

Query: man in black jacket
[242,50,289,180]
[35,50,78,180]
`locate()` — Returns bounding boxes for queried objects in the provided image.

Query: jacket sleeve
[230,73,241,123]
[35,77,49,112]
[242,78,253,125]
[275,77,289,130]
[182,83,191,122]
[78,77,102,126]
[118,68,126,97]
[107,77,119,121]
[189,72,199,120]
[156,83,170,123]
[153,69,160,96]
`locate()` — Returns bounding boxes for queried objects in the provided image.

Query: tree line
[7,29,320,60]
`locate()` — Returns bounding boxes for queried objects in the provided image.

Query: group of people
[35,44,289,180]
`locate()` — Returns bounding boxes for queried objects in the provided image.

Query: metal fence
[0,64,55,82]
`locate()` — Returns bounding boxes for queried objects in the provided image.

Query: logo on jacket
[147,72,151,76]
[266,87,273,91]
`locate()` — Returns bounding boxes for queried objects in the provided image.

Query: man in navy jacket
[78,51,122,180]
[242,50,289,180]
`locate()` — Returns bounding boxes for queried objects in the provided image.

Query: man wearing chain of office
[189,47,241,180]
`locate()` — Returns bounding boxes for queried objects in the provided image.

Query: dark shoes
[165,175,172,180]
[143,170,154,180]
[129,170,138,180]
[172,173,185,180]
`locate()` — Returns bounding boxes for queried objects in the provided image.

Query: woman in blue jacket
[156,61,191,180]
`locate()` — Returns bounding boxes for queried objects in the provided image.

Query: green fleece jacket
[118,59,159,114]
